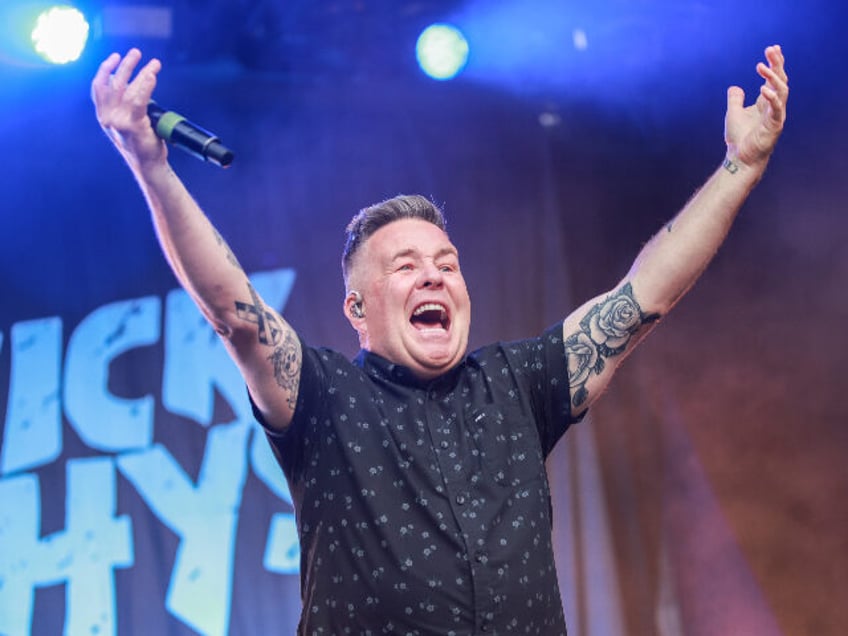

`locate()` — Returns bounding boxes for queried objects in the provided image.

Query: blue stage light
[31,5,89,64]
[416,24,469,81]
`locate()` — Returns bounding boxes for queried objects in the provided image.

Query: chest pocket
[465,405,545,488]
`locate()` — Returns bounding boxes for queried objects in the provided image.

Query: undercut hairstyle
[342,194,448,285]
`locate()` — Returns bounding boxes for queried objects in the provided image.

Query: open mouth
[410,302,450,331]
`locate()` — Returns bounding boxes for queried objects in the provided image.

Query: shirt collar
[353,349,467,391]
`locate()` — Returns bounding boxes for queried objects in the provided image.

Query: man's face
[348,218,471,380]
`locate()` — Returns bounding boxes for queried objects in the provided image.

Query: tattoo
[235,283,284,346]
[234,283,301,409]
[722,157,739,174]
[268,330,301,410]
[213,227,241,268]
[564,283,659,407]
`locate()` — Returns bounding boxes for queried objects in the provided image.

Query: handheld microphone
[147,102,234,168]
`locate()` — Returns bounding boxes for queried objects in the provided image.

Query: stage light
[31,5,89,64]
[416,24,469,81]
[1,2,90,67]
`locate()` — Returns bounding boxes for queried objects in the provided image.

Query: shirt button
[440,440,449,449]
[475,552,487,563]
[455,493,467,505]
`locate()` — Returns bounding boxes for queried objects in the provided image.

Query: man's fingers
[726,85,745,112]
[124,58,162,105]
[91,49,161,139]
[762,45,788,96]
[93,52,120,88]
[759,85,787,126]
[111,48,142,89]
[758,59,788,88]
[757,46,789,121]
[765,44,788,83]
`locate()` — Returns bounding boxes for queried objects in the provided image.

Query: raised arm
[562,45,789,416]
[91,49,300,432]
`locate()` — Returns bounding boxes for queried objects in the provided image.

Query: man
[91,45,788,634]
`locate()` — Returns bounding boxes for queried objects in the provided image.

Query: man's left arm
[561,44,789,417]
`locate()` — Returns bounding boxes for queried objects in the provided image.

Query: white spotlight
[416,24,469,81]
[31,5,89,64]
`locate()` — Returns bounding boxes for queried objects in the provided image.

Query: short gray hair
[342,194,447,285]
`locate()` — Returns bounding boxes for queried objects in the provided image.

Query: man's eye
[398,263,414,271]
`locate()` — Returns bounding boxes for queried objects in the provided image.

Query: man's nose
[419,262,444,287]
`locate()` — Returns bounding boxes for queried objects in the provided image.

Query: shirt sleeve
[507,322,586,458]
[247,336,331,484]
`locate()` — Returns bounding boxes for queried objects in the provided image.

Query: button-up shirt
[260,324,581,635]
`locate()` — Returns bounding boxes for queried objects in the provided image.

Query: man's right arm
[91,48,299,432]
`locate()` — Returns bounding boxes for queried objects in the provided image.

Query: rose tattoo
[565,283,658,406]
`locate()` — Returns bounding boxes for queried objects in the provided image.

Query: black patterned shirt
[259,324,581,635]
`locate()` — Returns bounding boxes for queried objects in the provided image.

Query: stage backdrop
[1,6,847,636]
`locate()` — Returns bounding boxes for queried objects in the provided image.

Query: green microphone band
[155,111,186,140]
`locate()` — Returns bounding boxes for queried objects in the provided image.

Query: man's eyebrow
[390,248,417,261]
[390,246,458,261]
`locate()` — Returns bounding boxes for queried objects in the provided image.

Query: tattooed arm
[92,48,300,432]
[562,45,788,415]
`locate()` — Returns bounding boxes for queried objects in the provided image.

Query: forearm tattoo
[235,283,284,346]
[565,283,659,407]
[235,283,301,409]
[268,330,301,410]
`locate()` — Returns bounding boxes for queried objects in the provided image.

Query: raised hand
[724,45,789,169]
[91,48,166,169]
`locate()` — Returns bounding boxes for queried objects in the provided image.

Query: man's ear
[344,290,366,333]
[348,290,365,319]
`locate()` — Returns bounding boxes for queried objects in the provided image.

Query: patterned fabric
[259,324,581,635]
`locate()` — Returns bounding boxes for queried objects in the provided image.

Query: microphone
[147,101,234,168]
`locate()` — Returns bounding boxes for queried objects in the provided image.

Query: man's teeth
[413,303,447,317]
